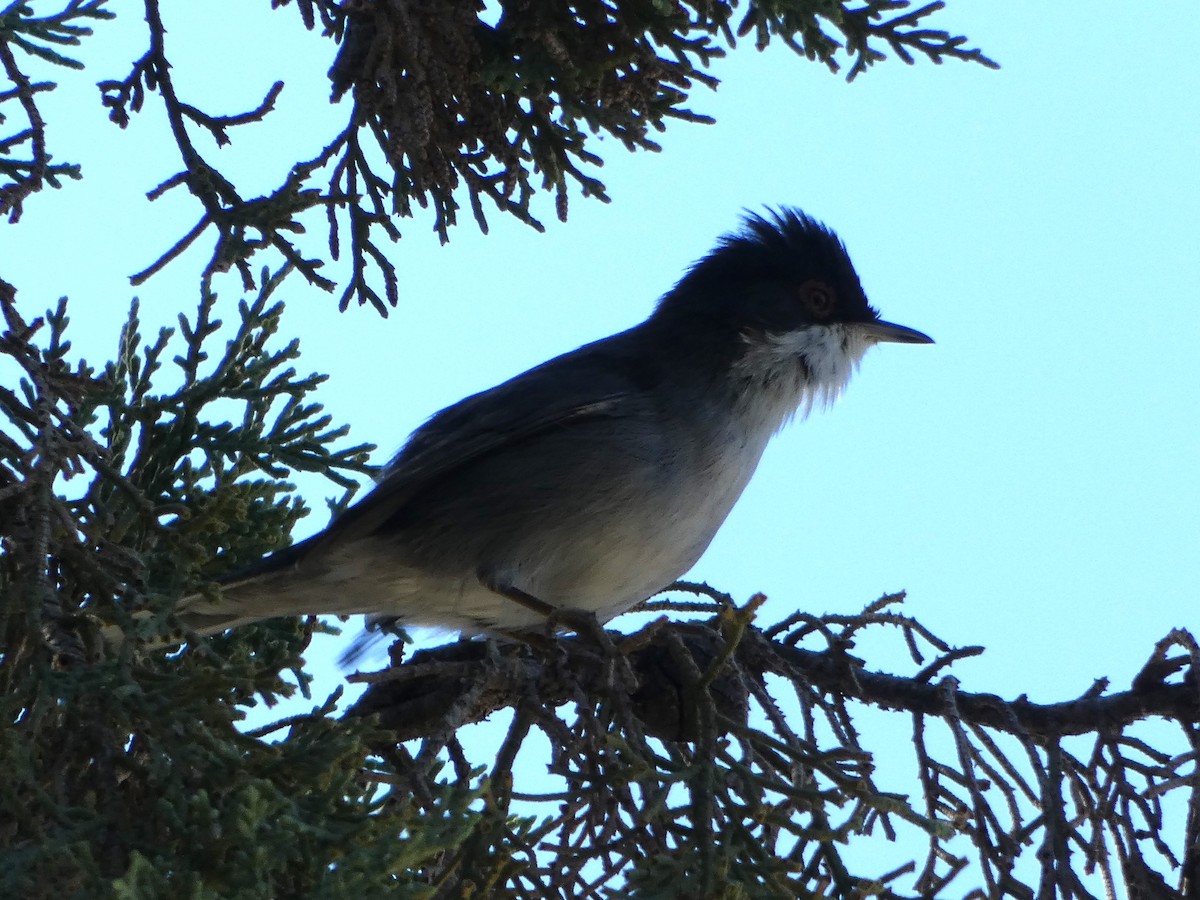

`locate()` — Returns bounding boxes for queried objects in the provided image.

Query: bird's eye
[799,279,836,320]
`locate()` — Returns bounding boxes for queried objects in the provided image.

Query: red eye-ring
[799,279,836,320]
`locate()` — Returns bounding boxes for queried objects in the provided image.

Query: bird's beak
[857,320,934,345]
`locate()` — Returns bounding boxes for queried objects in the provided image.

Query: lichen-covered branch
[349,595,1200,896]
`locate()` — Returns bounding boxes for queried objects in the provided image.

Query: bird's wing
[226,334,657,579]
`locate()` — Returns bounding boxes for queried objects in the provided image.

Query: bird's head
[650,208,932,425]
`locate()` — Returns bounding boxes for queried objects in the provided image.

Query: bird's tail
[101,537,341,650]
[99,586,273,651]
[100,573,317,651]
[172,584,288,638]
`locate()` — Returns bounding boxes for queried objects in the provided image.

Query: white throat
[731,323,873,435]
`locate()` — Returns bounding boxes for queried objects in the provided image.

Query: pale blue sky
[4,0,1198,887]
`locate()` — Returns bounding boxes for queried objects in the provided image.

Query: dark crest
[653,208,879,334]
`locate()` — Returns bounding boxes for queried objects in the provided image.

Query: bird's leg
[550,609,642,694]
[477,570,559,619]
[479,572,645,699]
[478,569,625,654]
[546,607,620,654]
[490,610,621,660]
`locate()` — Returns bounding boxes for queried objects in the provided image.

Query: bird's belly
[505,431,769,625]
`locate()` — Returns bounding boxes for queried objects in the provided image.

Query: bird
[161,208,932,645]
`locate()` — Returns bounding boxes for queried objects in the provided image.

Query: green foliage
[0,279,491,897]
